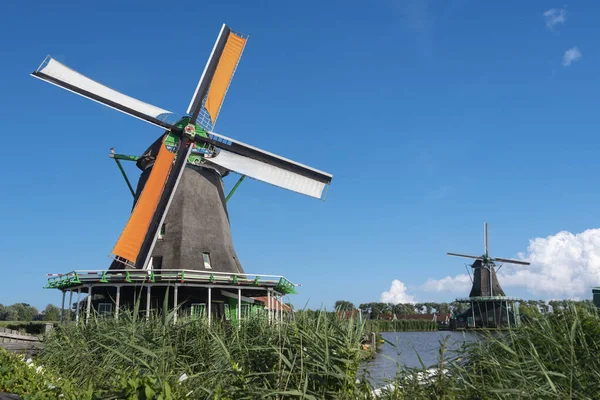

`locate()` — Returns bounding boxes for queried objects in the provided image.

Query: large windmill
[447,223,530,329]
[34,24,332,323]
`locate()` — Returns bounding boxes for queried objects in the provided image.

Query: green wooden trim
[226,175,246,203]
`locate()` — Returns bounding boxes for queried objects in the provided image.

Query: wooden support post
[75,288,81,323]
[60,290,65,323]
[173,285,178,324]
[85,286,92,324]
[115,286,121,320]
[208,287,212,326]
[267,289,271,324]
[146,286,151,320]
[68,290,73,322]
[237,288,242,327]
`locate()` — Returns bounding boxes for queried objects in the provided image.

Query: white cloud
[500,229,600,299]
[424,228,600,300]
[562,47,582,66]
[543,8,566,29]
[422,274,472,293]
[380,279,416,304]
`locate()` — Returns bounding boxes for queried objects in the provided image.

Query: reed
[39,308,370,399]
[377,302,600,399]
[2,303,598,399]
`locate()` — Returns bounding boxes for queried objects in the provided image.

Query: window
[158,224,166,239]
[202,252,212,269]
[242,304,251,318]
[191,303,206,318]
[149,256,163,270]
[98,303,112,316]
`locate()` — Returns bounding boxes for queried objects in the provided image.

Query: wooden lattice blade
[111,140,175,264]
[187,24,247,127]
[31,57,174,130]
[206,131,332,200]
[494,257,530,265]
[447,252,482,260]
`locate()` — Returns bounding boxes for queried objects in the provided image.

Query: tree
[43,304,61,321]
[6,303,39,321]
[436,303,450,314]
[334,300,354,312]
[370,302,388,319]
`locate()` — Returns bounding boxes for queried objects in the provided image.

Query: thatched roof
[469,259,505,297]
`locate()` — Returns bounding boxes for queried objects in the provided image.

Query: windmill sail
[31,57,174,130]
[187,24,248,129]
[111,140,175,265]
[206,132,332,199]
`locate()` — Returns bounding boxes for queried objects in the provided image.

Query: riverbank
[1,304,598,398]
[366,319,438,332]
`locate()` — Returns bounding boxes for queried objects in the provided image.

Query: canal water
[361,331,478,386]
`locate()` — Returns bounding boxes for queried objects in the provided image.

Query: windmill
[447,223,530,329]
[33,24,332,322]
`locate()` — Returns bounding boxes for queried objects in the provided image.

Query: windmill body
[447,223,530,329]
[34,24,331,323]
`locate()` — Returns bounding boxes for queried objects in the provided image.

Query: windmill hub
[184,124,196,137]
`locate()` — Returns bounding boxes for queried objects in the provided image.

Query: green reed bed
[376,303,600,399]
[2,304,599,399]
[36,309,371,399]
[366,319,438,333]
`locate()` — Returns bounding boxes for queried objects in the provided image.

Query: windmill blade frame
[447,252,482,260]
[201,131,332,199]
[187,24,248,128]
[493,257,530,266]
[136,139,194,269]
[31,57,176,130]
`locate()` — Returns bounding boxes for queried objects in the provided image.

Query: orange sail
[112,142,174,264]
[205,33,247,123]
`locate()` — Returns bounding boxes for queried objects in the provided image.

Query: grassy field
[1,304,599,399]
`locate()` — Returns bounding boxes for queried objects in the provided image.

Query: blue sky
[1,1,599,310]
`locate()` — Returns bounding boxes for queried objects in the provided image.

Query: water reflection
[361,331,478,386]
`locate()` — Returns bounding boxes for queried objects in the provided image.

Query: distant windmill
[447,222,530,329]
[448,222,529,297]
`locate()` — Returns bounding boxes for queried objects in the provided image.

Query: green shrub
[0,347,85,399]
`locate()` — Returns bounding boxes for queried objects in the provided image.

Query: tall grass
[39,309,372,399]
[6,303,597,399]
[377,303,600,399]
